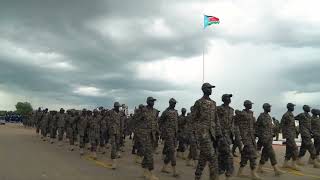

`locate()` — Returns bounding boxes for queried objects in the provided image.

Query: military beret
[114,102,121,107]
[244,100,254,106]
[147,97,157,102]
[169,98,177,104]
[287,103,295,108]
[201,82,215,89]
[263,103,271,108]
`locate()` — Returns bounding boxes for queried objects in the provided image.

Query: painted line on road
[83,155,113,169]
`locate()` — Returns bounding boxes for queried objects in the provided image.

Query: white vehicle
[0,116,5,125]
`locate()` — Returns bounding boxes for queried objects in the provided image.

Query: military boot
[80,148,84,156]
[273,165,285,176]
[237,167,245,177]
[257,164,265,173]
[291,160,300,171]
[296,158,305,166]
[282,159,290,168]
[313,160,320,168]
[161,164,170,173]
[50,138,54,144]
[111,159,117,170]
[91,151,97,160]
[172,166,180,178]
[148,171,159,180]
[251,168,262,180]
[143,169,150,179]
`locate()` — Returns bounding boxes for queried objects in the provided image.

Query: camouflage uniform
[132,106,145,158]
[160,107,178,167]
[296,112,317,160]
[238,109,258,170]
[217,104,234,177]
[78,111,89,151]
[100,110,109,151]
[35,110,43,134]
[108,109,122,159]
[49,111,58,140]
[177,113,188,154]
[57,110,67,142]
[232,111,243,155]
[256,112,277,166]
[273,118,281,141]
[281,111,298,161]
[88,111,101,153]
[41,111,49,138]
[68,111,79,147]
[193,96,221,180]
[311,110,320,157]
[140,106,158,171]
[186,111,198,161]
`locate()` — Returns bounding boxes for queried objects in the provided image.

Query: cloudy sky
[1,0,319,118]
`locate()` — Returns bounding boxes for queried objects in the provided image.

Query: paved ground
[0,123,320,180]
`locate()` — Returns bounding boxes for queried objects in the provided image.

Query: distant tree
[15,102,33,116]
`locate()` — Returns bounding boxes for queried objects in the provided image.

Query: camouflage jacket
[238,109,256,146]
[177,115,188,135]
[48,113,57,128]
[192,96,222,139]
[88,115,101,138]
[256,112,274,141]
[36,111,44,124]
[78,115,89,136]
[41,113,49,128]
[217,104,234,137]
[296,112,312,138]
[273,120,281,133]
[311,116,320,137]
[140,106,158,136]
[232,113,241,136]
[160,108,178,138]
[281,111,296,139]
[108,109,122,135]
[57,113,67,128]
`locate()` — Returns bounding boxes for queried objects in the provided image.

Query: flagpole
[203,15,205,84]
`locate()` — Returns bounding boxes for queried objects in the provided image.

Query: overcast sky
[0,0,319,118]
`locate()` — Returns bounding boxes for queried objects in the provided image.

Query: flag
[204,15,220,28]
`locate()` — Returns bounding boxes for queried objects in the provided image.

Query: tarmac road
[0,123,320,180]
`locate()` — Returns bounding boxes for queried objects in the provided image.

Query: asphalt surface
[0,123,320,180]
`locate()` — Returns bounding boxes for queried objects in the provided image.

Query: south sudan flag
[204,15,220,28]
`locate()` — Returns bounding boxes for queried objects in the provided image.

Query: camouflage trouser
[79,131,89,149]
[141,132,155,171]
[100,129,109,147]
[65,125,70,139]
[163,135,177,166]
[285,137,298,161]
[177,132,187,152]
[110,134,120,159]
[240,142,257,170]
[299,136,317,159]
[57,127,64,141]
[259,138,277,166]
[68,127,77,145]
[218,136,234,177]
[50,127,57,138]
[195,135,218,180]
[41,124,48,137]
[275,132,279,141]
[133,133,144,157]
[187,131,198,160]
[314,136,320,156]
[232,133,243,154]
[90,132,100,152]
[36,122,41,134]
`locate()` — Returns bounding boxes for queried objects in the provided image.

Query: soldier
[68,110,79,151]
[99,108,109,154]
[272,117,281,141]
[78,109,89,156]
[232,110,243,157]
[132,104,145,164]
[140,97,159,180]
[237,100,261,180]
[49,110,58,144]
[35,107,43,136]
[217,94,234,179]
[108,102,122,169]
[57,108,67,146]
[296,105,320,168]
[177,108,188,159]
[256,103,285,176]
[88,109,101,160]
[40,108,49,141]
[185,106,198,167]
[281,103,300,170]
[311,109,320,162]
[193,83,222,180]
[160,98,179,177]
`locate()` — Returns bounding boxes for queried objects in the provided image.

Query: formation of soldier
[24,83,320,180]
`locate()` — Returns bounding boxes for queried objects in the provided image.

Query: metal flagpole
[203,16,205,84]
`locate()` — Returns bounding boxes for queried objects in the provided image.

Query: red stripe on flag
[209,17,219,22]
